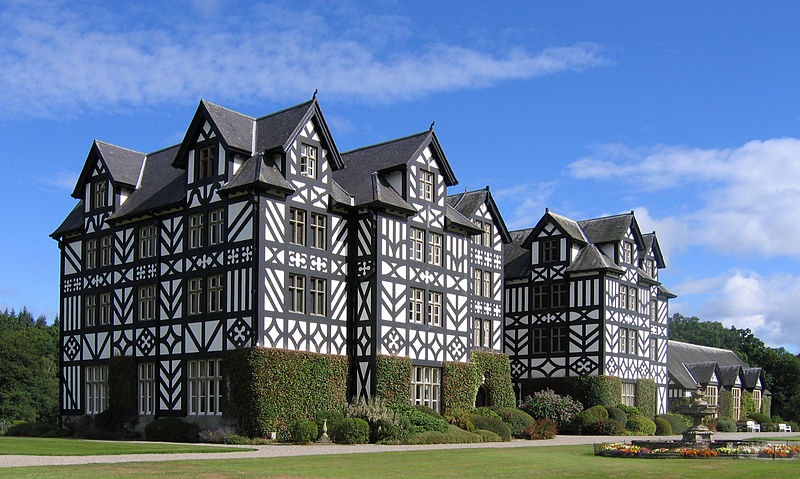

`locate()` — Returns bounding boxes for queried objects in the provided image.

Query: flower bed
[596,442,800,459]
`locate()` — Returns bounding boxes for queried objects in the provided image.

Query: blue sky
[2,0,799,353]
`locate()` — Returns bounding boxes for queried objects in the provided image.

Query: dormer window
[420,170,434,201]
[542,239,559,263]
[196,145,217,181]
[623,242,633,264]
[300,144,317,178]
[92,180,107,209]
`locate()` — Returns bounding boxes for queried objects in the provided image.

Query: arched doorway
[475,384,488,407]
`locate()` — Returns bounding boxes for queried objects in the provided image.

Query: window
[628,286,637,312]
[188,359,222,416]
[651,299,657,321]
[645,259,655,277]
[84,294,97,327]
[619,327,628,353]
[420,170,434,201]
[551,326,567,353]
[138,284,156,321]
[99,292,111,325]
[621,382,636,407]
[100,235,113,267]
[551,283,567,308]
[428,232,442,266]
[623,242,633,264]
[412,366,440,412]
[474,318,492,348]
[428,291,442,326]
[706,385,719,418]
[188,277,202,315]
[289,274,305,313]
[410,227,425,262]
[533,328,547,353]
[138,363,156,415]
[92,180,107,209]
[189,214,204,249]
[310,213,326,250]
[619,327,637,354]
[300,144,317,178]
[196,145,216,181]
[649,337,659,361]
[139,225,157,259]
[482,270,492,298]
[542,239,559,263]
[209,209,224,245]
[482,221,492,247]
[732,387,742,420]
[628,329,638,355]
[207,274,223,313]
[619,285,628,309]
[409,288,424,323]
[472,220,485,246]
[532,285,547,310]
[310,277,326,316]
[289,208,306,246]
[474,269,492,297]
[85,238,97,269]
[753,389,762,414]
[473,269,483,296]
[85,365,108,414]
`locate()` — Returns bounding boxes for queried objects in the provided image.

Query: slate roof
[548,211,587,243]
[504,228,534,280]
[203,100,255,153]
[565,244,624,274]
[667,340,764,391]
[255,100,314,153]
[445,205,482,233]
[108,145,184,221]
[742,368,763,389]
[218,154,294,195]
[72,141,146,198]
[578,213,634,244]
[447,187,512,243]
[669,340,748,368]
[718,365,743,388]
[684,362,718,385]
[51,202,85,238]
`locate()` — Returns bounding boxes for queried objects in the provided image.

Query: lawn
[751,435,800,442]
[2,445,798,479]
[0,437,255,456]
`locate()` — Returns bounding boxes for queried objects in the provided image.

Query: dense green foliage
[441,360,479,414]
[653,417,672,435]
[575,405,609,426]
[489,406,535,438]
[223,348,348,438]
[718,390,733,419]
[108,355,138,426]
[657,413,690,434]
[670,313,800,421]
[470,414,511,441]
[712,417,737,432]
[519,389,583,426]
[0,309,58,428]
[626,414,657,435]
[470,351,515,407]
[582,419,625,435]
[523,418,558,439]
[289,419,318,443]
[375,355,412,407]
[332,417,369,444]
[605,406,628,425]
[144,417,200,442]
[523,375,622,408]
[407,425,485,444]
[635,378,656,419]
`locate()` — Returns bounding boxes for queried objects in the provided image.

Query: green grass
[2,445,799,479]
[0,437,255,456]
[750,435,800,442]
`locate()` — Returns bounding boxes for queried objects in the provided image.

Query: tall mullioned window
[209,209,224,245]
[84,294,97,327]
[706,385,719,418]
[138,362,156,415]
[100,235,113,267]
[138,284,156,321]
[420,170,434,201]
[621,382,636,407]
[85,238,97,269]
[542,239,559,263]
[412,366,440,412]
[189,214,204,249]
[310,213,326,250]
[409,288,424,323]
[196,145,216,181]
[551,283,567,308]
[300,144,317,178]
[188,359,222,416]
[532,285,547,310]
[85,365,108,415]
[532,328,546,353]
[188,278,202,315]
[623,242,634,264]
[410,227,425,262]
[99,292,111,325]
[139,225,157,259]
[428,232,442,266]
[92,180,107,209]
[289,274,305,313]
[551,326,567,353]
[207,274,223,313]
[290,208,306,246]
[310,277,326,316]
[427,291,442,326]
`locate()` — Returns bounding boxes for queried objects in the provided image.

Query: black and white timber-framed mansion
[503,210,676,414]
[51,96,512,426]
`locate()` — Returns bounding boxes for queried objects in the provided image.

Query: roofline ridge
[342,130,430,155]
[145,143,182,156]
[254,99,314,121]
[94,139,146,155]
[201,99,256,120]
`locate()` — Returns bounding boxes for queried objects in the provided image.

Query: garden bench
[745,420,761,432]
[777,423,792,432]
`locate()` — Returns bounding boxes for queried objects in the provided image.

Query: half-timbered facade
[52,97,511,425]
[504,210,675,413]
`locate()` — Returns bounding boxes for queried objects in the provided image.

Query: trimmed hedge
[144,417,199,442]
[654,417,672,435]
[713,418,737,432]
[522,376,622,408]
[490,406,535,439]
[470,414,511,441]
[332,418,369,444]
[742,391,756,418]
[290,419,318,443]
[762,395,771,417]
[583,419,625,435]
[657,413,690,435]
[605,406,628,426]
[575,405,609,426]
[470,351,515,408]
[375,355,412,407]
[224,348,348,439]
[441,361,479,414]
[626,414,656,435]
[635,378,656,419]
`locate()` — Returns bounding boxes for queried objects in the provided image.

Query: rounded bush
[394,404,449,433]
[473,407,502,419]
[713,418,737,432]
[470,415,511,441]
[519,389,583,426]
[575,405,609,427]
[583,419,625,435]
[617,404,640,416]
[626,414,657,435]
[657,413,690,435]
[523,418,558,439]
[332,417,369,444]
[490,407,535,439]
[474,429,502,442]
[144,417,199,443]
[444,409,475,432]
[605,406,628,426]
[290,419,318,443]
[654,417,673,436]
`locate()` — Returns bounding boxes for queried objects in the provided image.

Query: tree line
[670,313,800,422]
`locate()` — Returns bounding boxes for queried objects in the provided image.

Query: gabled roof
[447,187,512,243]
[108,145,184,221]
[741,368,764,390]
[668,340,748,368]
[218,154,294,196]
[671,362,700,390]
[328,179,353,208]
[71,140,146,199]
[718,365,743,388]
[368,172,416,215]
[203,100,255,153]
[504,228,534,280]
[445,205,482,234]
[658,284,677,299]
[565,244,624,275]
[521,210,587,249]
[578,212,642,246]
[50,201,84,238]
[684,362,719,385]
[667,340,764,391]
[643,232,667,268]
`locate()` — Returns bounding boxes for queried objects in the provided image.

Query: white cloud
[37,171,79,191]
[568,137,800,258]
[493,181,558,229]
[0,1,608,119]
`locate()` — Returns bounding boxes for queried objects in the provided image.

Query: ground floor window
[85,365,108,415]
[188,359,222,416]
[412,366,440,412]
[138,362,156,415]
[732,387,742,420]
[621,382,636,407]
[706,385,718,418]
[753,389,762,414]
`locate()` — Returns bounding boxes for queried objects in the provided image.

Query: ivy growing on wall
[635,378,656,419]
[108,356,137,420]
[441,361,478,414]
[223,348,348,439]
[762,395,771,417]
[718,390,734,419]
[522,375,622,408]
[470,351,515,408]
[742,390,756,418]
[375,355,412,407]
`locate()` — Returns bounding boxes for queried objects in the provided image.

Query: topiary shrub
[490,407,535,439]
[654,417,673,436]
[626,414,656,435]
[657,413,690,435]
[391,403,449,434]
[519,389,583,427]
[712,418,737,432]
[574,405,609,428]
[582,419,625,435]
[375,355,412,407]
[635,378,656,419]
[441,361,479,414]
[315,410,344,440]
[470,415,511,441]
[474,429,502,442]
[605,406,628,426]
[473,407,501,419]
[523,418,558,439]
[444,409,474,432]
[332,418,369,444]
[144,417,199,443]
[289,419,318,443]
[616,404,640,417]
